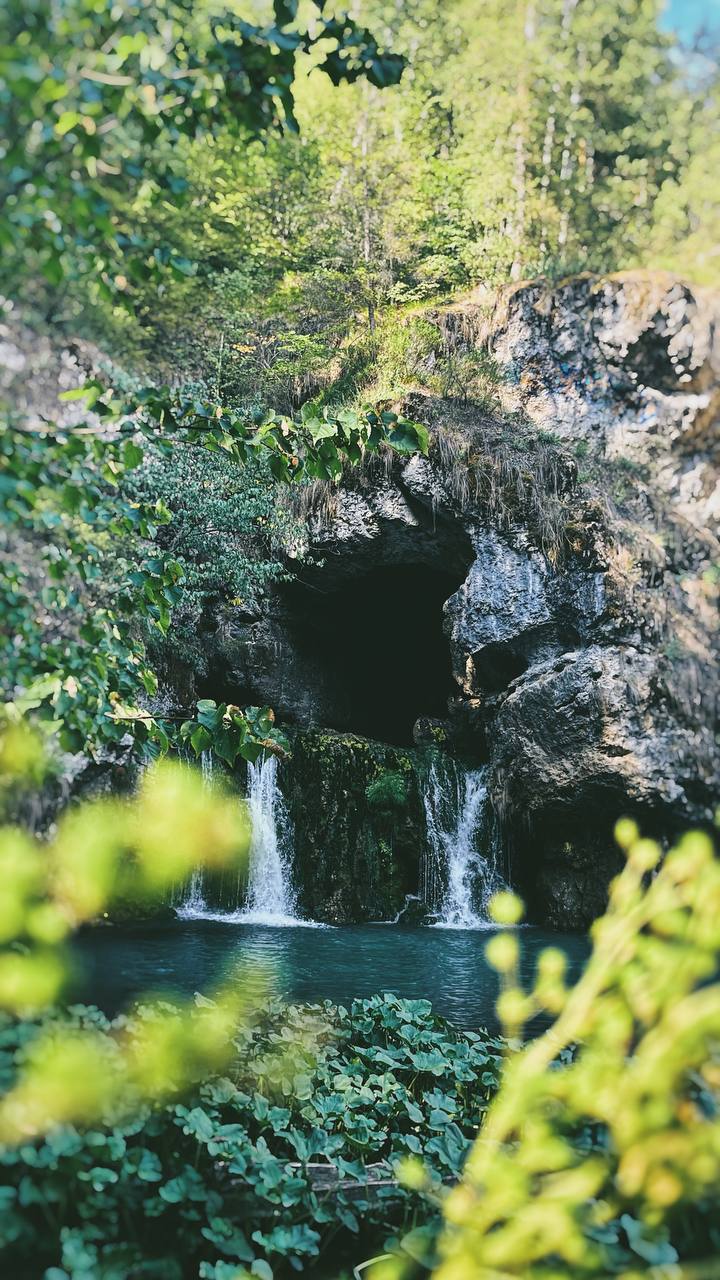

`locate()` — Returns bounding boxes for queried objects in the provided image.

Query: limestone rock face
[490,642,717,926]
[204,273,718,928]
[481,273,720,529]
[444,528,604,695]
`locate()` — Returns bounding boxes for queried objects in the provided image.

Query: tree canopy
[2,0,718,765]
[1,0,427,764]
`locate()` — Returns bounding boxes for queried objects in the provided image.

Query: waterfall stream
[421,759,503,927]
[177,753,302,925]
[173,749,502,931]
[177,750,213,913]
[242,754,298,924]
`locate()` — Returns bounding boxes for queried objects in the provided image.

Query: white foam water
[421,759,504,928]
[175,751,214,914]
[177,753,314,926]
[234,753,300,925]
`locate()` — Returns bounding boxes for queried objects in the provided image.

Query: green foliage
[0,0,405,304]
[1,0,416,766]
[380,823,720,1280]
[119,0,717,377]
[124,444,298,672]
[180,703,286,768]
[0,747,251,1008]
[0,996,504,1278]
[3,819,720,1278]
[366,771,409,814]
[1,416,179,759]
[0,738,275,1200]
[1,743,719,1278]
[364,309,506,409]
[1,383,426,761]
[427,0,704,283]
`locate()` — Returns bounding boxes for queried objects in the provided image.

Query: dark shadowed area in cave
[287,565,462,744]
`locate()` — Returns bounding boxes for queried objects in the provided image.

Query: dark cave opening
[286,565,463,745]
[472,642,530,693]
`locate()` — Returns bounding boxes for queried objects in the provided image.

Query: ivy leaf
[306,420,337,443]
[387,420,430,455]
[122,440,144,469]
[196,701,223,732]
[190,725,213,755]
[201,1217,254,1261]
[400,1225,436,1265]
[620,1216,679,1265]
[169,256,196,278]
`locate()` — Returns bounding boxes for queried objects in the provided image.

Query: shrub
[0,997,503,1278]
[126,445,297,674]
[376,822,720,1279]
[366,771,409,814]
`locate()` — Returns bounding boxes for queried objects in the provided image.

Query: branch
[13,422,238,438]
[105,712,195,723]
[77,69,133,86]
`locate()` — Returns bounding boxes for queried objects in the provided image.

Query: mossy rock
[365,771,408,813]
[281,730,428,923]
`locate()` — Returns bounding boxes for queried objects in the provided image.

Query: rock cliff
[8,277,716,929]
[207,274,719,927]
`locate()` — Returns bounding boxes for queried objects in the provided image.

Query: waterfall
[177,750,214,913]
[421,759,503,928]
[176,752,302,926]
[241,754,298,924]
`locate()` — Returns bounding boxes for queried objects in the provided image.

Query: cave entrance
[287,565,463,745]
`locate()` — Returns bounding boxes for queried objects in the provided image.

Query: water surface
[71,920,590,1031]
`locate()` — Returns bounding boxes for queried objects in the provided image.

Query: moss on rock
[282,730,428,923]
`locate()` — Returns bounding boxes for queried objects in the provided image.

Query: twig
[353,1256,391,1280]
[104,712,195,723]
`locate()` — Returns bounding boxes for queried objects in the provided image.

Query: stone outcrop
[481,273,719,532]
[207,273,718,928]
[282,731,429,924]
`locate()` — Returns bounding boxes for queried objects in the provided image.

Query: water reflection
[72,921,590,1031]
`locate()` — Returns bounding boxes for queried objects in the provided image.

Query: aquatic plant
[0,996,504,1278]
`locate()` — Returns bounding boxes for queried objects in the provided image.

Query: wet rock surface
[281,731,428,924]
